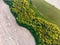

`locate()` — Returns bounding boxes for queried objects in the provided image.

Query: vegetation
[31,0,60,28]
[4,0,60,45]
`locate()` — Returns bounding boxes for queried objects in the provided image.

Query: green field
[31,0,60,28]
[4,0,60,45]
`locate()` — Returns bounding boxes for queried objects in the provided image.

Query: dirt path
[0,0,36,45]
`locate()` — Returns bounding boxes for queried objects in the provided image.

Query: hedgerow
[4,0,60,45]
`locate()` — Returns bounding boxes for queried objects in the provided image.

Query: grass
[31,0,60,28]
[4,0,60,45]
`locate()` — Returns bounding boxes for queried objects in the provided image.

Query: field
[31,0,60,28]
[4,0,60,45]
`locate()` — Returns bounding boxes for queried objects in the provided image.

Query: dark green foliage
[31,0,60,28]
[4,0,60,45]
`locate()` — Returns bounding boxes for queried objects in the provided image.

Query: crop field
[4,0,60,45]
[31,0,60,28]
